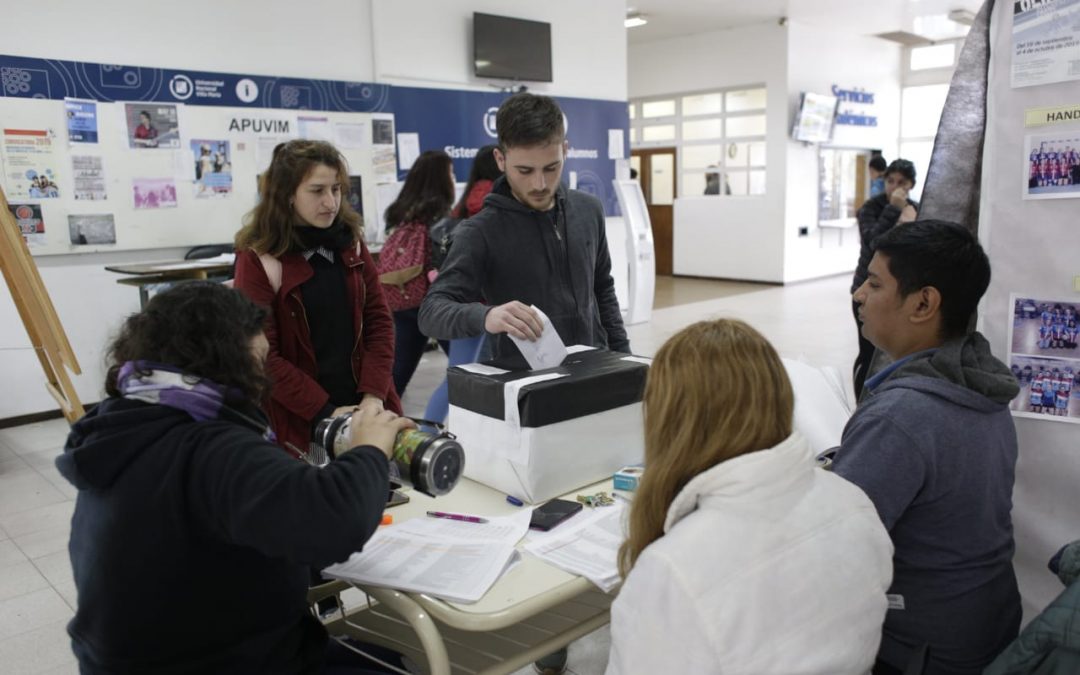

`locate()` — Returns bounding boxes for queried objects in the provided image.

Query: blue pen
[506,495,524,507]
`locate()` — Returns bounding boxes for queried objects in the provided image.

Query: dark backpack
[429,216,462,270]
[377,222,430,311]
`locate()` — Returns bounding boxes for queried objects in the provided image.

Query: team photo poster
[1008,294,1080,424]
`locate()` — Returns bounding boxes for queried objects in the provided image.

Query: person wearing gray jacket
[418,93,629,367]
[832,220,1021,675]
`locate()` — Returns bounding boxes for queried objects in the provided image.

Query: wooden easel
[0,186,85,423]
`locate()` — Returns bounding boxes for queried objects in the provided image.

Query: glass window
[650,153,675,205]
[681,144,723,169]
[642,99,676,118]
[901,84,949,138]
[727,170,749,196]
[726,88,767,112]
[682,93,723,116]
[749,170,766,196]
[628,103,636,120]
[642,124,676,142]
[726,141,767,169]
[726,115,767,137]
[629,127,637,144]
[682,118,723,141]
[683,172,707,197]
[910,44,955,71]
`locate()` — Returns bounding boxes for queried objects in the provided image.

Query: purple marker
[426,511,488,524]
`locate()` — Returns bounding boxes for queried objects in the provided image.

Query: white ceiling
[625,0,986,44]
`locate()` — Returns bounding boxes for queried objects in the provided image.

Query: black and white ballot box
[448,347,649,504]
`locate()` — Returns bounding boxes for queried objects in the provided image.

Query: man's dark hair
[872,219,990,339]
[885,158,917,186]
[496,93,565,149]
[104,282,269,403]
[869,155,887,172]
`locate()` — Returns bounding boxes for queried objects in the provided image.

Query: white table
[322,477,617,675]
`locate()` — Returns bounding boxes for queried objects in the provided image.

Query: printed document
[524,502,626,593]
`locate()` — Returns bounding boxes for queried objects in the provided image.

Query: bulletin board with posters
[0,55,396,255]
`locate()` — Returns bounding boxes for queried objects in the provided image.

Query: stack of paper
[322,511,531,604]
[524,502,627,593]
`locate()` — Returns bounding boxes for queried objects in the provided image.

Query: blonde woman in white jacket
[606,319,893,675]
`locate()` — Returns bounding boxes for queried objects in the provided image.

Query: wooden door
[632,147,676,276]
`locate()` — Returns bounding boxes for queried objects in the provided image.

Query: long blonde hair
[234,140,362,256]
[618,319,794,577]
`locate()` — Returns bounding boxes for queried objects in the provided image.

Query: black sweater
[418,176,629,365]
[56,397,389,674]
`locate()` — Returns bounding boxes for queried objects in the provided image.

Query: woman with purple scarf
[56,281,412,674]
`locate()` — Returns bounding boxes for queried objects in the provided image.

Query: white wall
[0,0,628,420]
[629,22,789,282]
[783,22,902,283]
[372,0,626,100]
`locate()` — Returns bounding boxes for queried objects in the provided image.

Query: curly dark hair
[104,282,269,403]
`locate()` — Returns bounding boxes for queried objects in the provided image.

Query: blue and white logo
[169,74,193,100]
[483,107,499,138]
[236,78,259,104]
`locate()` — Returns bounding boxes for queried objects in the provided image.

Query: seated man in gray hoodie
[832,220,1021,675]
[419,92,629,366]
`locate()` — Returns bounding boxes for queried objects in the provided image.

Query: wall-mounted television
[792,92,839,143]
[473,12,553,83]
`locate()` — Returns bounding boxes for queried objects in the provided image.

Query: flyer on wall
[190,140,232,198]
[1007,294,1080,424]
[123,103,181,149]
[68,214,116,246]
[6,203,46,247]
[132,178,178,209]
[71,156,107,201]
[1023,130,1080,199]
[64,99,99,144]
[1012,0,1080,89]
[1,128,61,199]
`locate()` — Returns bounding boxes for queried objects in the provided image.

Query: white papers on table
[456,363,510,376]
[322,511,531,604]
[509,305,568,370]
[524,502,626,593]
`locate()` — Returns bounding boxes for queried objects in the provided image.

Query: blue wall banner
[391,86,629,215]
[0,54,390,112]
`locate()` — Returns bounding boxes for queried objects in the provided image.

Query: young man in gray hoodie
[833,220,1021,675]
[418,93,629,366]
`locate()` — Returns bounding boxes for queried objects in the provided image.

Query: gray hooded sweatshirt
[832,332,1021,675]
[418,175,629,365]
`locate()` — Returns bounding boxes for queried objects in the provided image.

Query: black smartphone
[529,498,583,531]
[386,489,410,508]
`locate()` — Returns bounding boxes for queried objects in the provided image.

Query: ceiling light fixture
[947,9,977,25]
[625,13,648,28]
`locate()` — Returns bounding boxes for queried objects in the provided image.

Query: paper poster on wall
[64,99,98,144]
[68,214,116,246]
[372,118,394,145]
[608,129,625,160]
[1012,0,1080,89]
[7,203,46,247]
[333,122,367,149]
[298,115,332,142]
[373,146,397,181]
[190,140,232,198]
[124,103,180,149]
[348,175,363,214]
[396,133,420,171]
[1007,294,1080,423]
[1023,130,1080,199]
[132,178,178,209]
[1,128,61,199]
[71,156,107,201]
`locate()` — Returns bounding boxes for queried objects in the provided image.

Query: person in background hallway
[868,154,888,197]
[833,220,1021,675]
[606,319,893,674]
[852,158,919,399]
[424,144,502,424]
[58,282,411,674]
[233,139,400,458]
[381,149,455,397]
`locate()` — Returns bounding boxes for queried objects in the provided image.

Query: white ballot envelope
[509,305,568,371]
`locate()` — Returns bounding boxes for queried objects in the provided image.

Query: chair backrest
[185,244,233,260]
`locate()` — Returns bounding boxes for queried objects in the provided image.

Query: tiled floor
[0,274,856,674]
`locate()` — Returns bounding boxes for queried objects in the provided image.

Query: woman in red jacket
[233,140,400,459]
